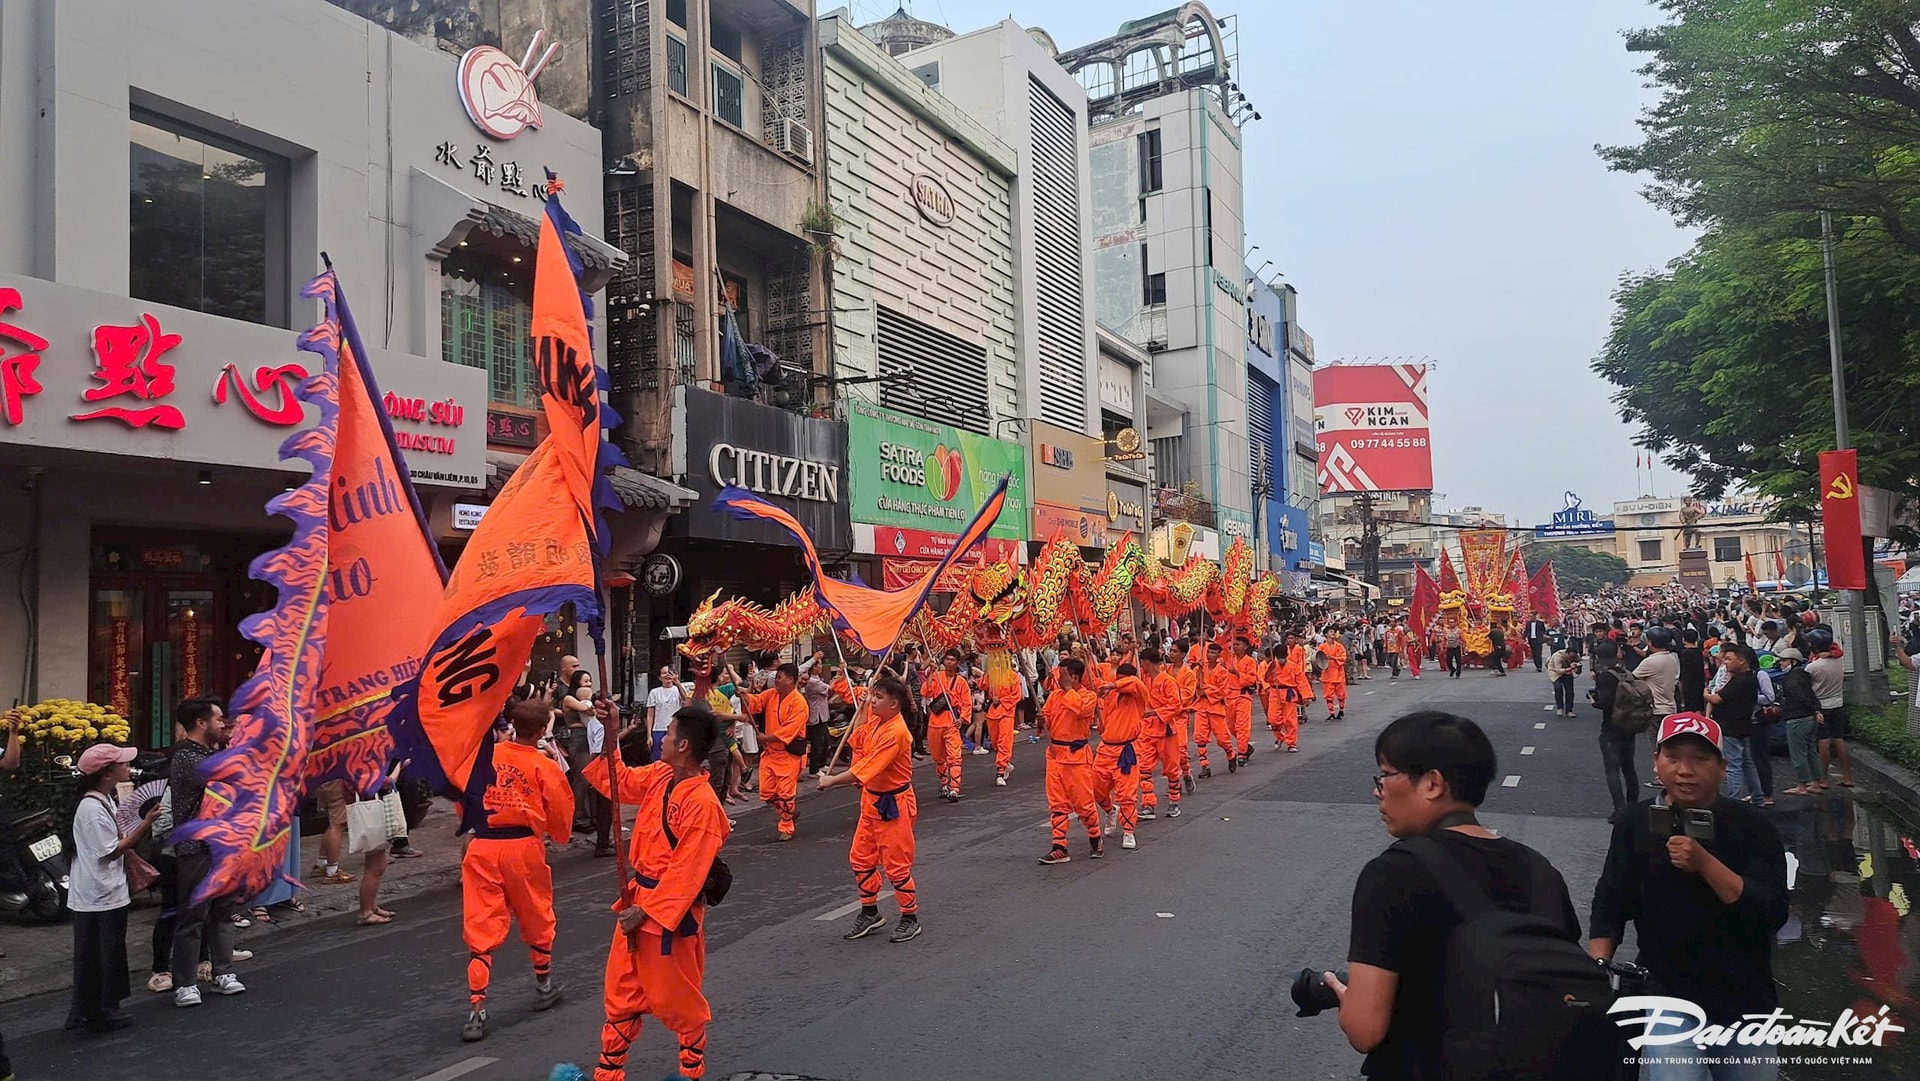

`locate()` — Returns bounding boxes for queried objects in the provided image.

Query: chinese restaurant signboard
[0,274,485,488]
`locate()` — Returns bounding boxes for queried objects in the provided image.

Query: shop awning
[484,453,695,510]
[415,171,627,293]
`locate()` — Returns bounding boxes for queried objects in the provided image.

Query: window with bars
[713,63,745,127]
[441,275,534,406]
[668,35,688,96]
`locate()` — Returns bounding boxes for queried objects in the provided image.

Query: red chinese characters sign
[0,289,46,426]
[109,617,131,719]
[214,363,309,425]
[73,314,186,429]
[181,610,202,699]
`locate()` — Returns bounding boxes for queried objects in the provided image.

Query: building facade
[1056,4,1255,549]
[1610,496,1796,588]
[0,0,620,743]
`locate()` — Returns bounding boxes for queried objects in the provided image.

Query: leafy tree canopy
[1523,543,1632,597]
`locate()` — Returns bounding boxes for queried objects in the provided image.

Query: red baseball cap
[1655,712,1723,756]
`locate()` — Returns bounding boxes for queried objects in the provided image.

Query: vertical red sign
[1819,449,1867,590]
[181,611,202,699]
[109,617,131,719]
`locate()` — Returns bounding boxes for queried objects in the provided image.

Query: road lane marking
[815,891,892,921]
[1501,775,1521,788]
[1543,705,1555,711]
[1521,746,1535,756]
[1534,722,1547,729]
[411,1058,497,1081]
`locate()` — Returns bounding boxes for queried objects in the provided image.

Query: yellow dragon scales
[680,536,1282,659]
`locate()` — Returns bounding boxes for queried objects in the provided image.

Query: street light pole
[1820,207,1879,703]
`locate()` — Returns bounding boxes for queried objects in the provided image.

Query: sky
[844,0,1699,529]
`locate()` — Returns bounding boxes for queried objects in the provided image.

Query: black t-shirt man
[1347,830,1582,1080]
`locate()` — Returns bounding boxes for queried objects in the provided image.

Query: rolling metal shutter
[1029,77,1087,432]
[877,305,993,434]
[1248,371,1276,485]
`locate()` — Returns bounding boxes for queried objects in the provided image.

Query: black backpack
[1403,837,1617,1081]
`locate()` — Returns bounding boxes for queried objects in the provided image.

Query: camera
[1290,967,1348,1017]
[1648,804,1715,842]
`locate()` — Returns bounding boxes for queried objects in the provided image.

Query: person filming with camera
[1318,711,1613,1080]
[1587,712,1788,1080]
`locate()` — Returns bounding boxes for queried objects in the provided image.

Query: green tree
[1523,543,1632,597]
[1603,1,1920,253]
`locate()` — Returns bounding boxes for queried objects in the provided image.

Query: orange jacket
[1320,640,1350,682]
[1043,686,1097,749]
[760,688,809,744]
[477,740,574,844]
[1144,670,1187,737]
[849,714,913,794]
[921,672,971,725]
[1098,675,1147,742]
[582,759,732,933]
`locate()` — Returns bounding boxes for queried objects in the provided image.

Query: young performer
[1093,663,1146,850]
[1171,644,1199,793]
[460,698,575,1042]
[921,650,971,802]
[580,707,732,1081]
[752,663,810,839]
[1136,649,1186,819]
[1039,657,1103,864]
[985,672,1020,787]
[1226,637,1260,767]
[818,676,921,943]
[1194,641,1237,776]
[1264,634,1310,752]
[1318,631,1349,721]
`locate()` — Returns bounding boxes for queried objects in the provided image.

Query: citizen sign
[708,444,840,502]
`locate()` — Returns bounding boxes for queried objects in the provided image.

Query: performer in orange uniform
[580,708,731,1081]
[755,663,809,839]
[1093,663,1147,850]
[1171,645,1199,791]
[1195,641,1238,777]
[921,650,971,802]
[1038,657,1103,864]
[1135,649,1187,819]
[1263,633,1310,752]
[1225,638,1261,767]
[818,677,921,943]
[1318,632,1350,721]
[460,698,574,1043]
[985,675,1019,786]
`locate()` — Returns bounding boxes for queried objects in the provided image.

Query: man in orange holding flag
[1136,648,1187,819]
[459,697,574,1043]
[818,676,921,943]
[921,650,971,803]
[753,663,809,839]
[1093,662,1147,850]
[1039,657,1103,864]
[1318,627,1350,721]
[579,707,731,1081]
[1195,641,1237,777]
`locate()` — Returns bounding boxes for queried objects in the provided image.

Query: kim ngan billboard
[1313,363,1433,493]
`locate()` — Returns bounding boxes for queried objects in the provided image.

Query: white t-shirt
[70,793,129,913]
[647,684,682,732]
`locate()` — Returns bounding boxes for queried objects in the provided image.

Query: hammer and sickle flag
[389,178,625,826]
[1819,449,1867,590]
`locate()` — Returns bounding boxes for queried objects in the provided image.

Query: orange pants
[1092,742,1139,833]
[1045,749,1099,850]
[759,745,803,836]
[1265,692,1299,748]
[1229,698,1253,756]
[596,923,709,1081]
[1324,679,1348,714]
[461,835,556,1006]
[1193,709,1233,769]
[1404,648,1422,677]
[989,710,1016,775]
[1137,731,1184,810]
[850,796,918,915]
[928,722,963,796]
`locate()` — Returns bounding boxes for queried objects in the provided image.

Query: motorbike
[0,805,70,921]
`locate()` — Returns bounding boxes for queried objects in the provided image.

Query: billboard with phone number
[1314,364,1433,493]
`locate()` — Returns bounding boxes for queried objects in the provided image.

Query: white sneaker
[210,973,247,996]
[1121,831,1137,850]
[175,986,203,1008]
[230,948,255,962]
[972,746,989,756]
[994,773,1007,786]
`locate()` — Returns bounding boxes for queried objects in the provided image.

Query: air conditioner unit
[770,118,814,165]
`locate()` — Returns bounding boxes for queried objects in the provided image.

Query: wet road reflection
[1772,793,1919,1080]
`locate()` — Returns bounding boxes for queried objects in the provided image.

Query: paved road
[5,667,1912,1080]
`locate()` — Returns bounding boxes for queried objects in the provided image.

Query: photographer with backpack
[1323,711,1615,1081]
[1588,712,1788,1080]
[1591,640,1654,824]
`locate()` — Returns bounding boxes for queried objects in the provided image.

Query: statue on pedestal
[1677,495,1706,552]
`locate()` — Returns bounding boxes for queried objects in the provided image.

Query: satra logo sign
[1611,998,1903,1053]
[458,31,561,141]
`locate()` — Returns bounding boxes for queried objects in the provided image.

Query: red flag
[1773,551,1788,591]
[1507,549,1531,624]
[1820,450,1867,590]
[1438,549,1461,594]
[1412,563,1440,640]
[1744,552,1757,591]
[1528,563,1560,624]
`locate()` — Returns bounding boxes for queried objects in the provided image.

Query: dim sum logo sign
[458,31,562,141]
